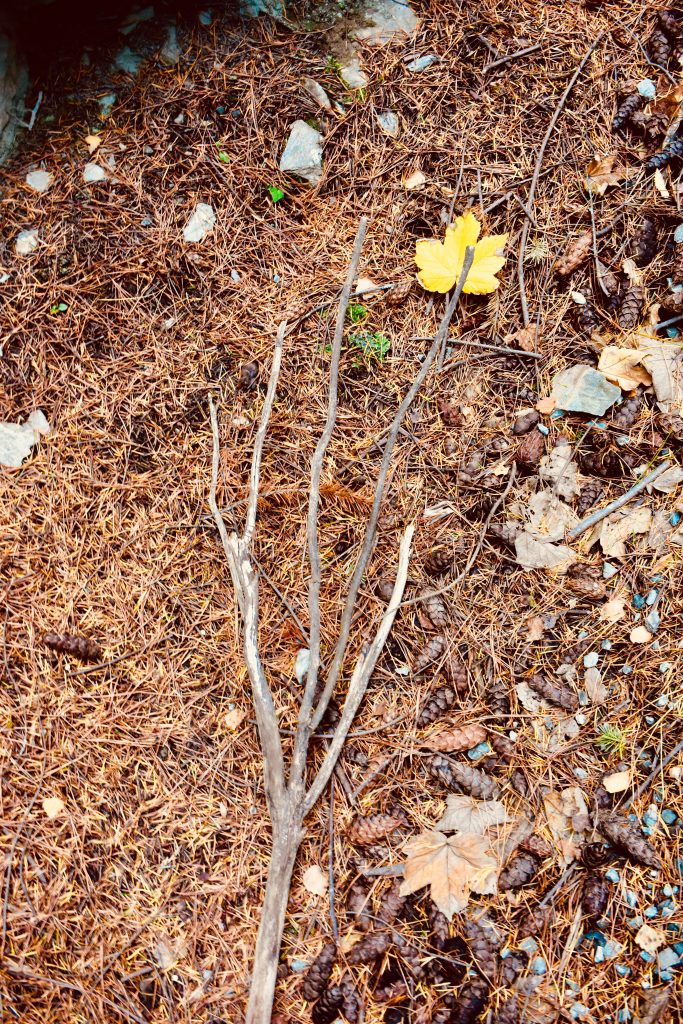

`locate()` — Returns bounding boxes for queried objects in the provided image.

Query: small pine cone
[512,410,540,435]
[439,398,465,427]
[555,230,593,275]
[658,10,680,34]
[576,301,601,337]
[423,722,488,753]
[413,634,448,675]
[612,392,642,429]
[346,879,372,931]
[373,978,408,1004]
[377,578,396,602]
[635,218,658,267]
[581,842,610,869]
[428,754,502,800]
[44,632,102,662]
[311,985,344,1024]
[487,522,521,547]
[340,979,360,1023]
[445,653,469,693]
[495,996,519,1024]
[421,591,449,630]
[516,903,552,938]
[658,410,683,443]
[510,769,528,797]
[302,943,337,1001]
[429,903,450,950]
[643,108,672,142]
[645,138,683,172]
[427,936,468,987]
[594,786,613,811]
[459,454,484,484]
[579,448,625,479]
[498,852,541,891]
[347,930,392,965]
[424,546,455,576]
[488,731,515,760]
[566,573,607,601]
[527,672,578,712]
[520,834,553,860]
[515,430,545,468]
[488,675,510,717]
[499,952,527,988]
[385,280,413,306]
[417,684,457,727]
[648,27,672,66]
[450,978,489,1024]
[393,930,425,979]
[673,246,683,287]
[618,285,645,330]
[577,480,603,514]
[581,874,610,919]
[613,93,644,131]
[239,360,259,389]
[378,879,407,926]
[464,919,499,982]
[349,811,406,847]
[599,814,662,869]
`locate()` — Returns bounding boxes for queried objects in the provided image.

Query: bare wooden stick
[245,321,286,546]
[567,461,671,540]
[483,43,542,72]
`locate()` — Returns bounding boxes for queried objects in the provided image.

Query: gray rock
[340,58,368,89]
[119,5,155,36]
[240,0,285,17]
[114,47,142,75]
[279,120,323,185]
[183,203,216,243]
[354,0,418,45]
[160,24,180,65]
[25,168,52,192]
[302,77,331,110]
[375,110,399,136]
[83,162,107,183]
[406,54,438,72]
[98,93,117,118]
[551,365,621,416]
[15,228,38,255]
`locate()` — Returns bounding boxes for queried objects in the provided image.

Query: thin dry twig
[568,461,671,540]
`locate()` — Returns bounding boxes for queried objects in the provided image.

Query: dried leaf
[637,337,683,413]
[603,770,630,793]
[85,134,102,153]
[630,625,653,644]
[224,708,245,731]
[515,532,576,571]
[654,168,670,199]
[622,258,642,286]
[436,794,510,834]
[542,787,590,866]
[506,324,539,352]
[539,441,581,499]
[42,796,66,818]
[636,986,673,1024]
[400,830,498,919]
[404,168,426,190]
[599,597,627,622]
[652,466,683,493]
[525,615,546,641]
[515,680,549,714]
[423,723,487,754]
[585,152,625,194]
[303,865,328,896]
[635,923,667,955]
[0,410,51,468]
[536,395,556,414]
[597,347,652,390]
[584,667,608,704]
[597,505,652,557]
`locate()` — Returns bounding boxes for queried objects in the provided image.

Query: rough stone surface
[183,203,216,243]
[15,228,38,255]
[340,58,368,89]
[0,26,28,165]
[406,54,438,72]
[375,110,399,136]
[83,162,107,183]
[279,120,323,185]
[302,77,331,110]
[160,24,180,65]
[25,168,52,193]
[552,365,622,415]
[353,0,418,44]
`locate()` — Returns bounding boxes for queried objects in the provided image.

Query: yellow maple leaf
[415,211,508,295]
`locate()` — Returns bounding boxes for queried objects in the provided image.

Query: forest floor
[1,1,683,1023]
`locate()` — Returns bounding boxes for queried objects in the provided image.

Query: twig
[623,737,683,810]
[328,777,339,943]
[483,44,542,73]
[413,333,542,359]
[518,34,604,326]
[567,461,671,540]
[22,90,43,130]
[245,321,286,546]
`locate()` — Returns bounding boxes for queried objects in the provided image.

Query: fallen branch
[568,460,671,540]
[208,222,475,1024]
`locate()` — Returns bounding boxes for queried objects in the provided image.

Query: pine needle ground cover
[1,2,682,1023]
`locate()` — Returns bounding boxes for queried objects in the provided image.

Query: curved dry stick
[245,321,287,547]
[568,461,671,540]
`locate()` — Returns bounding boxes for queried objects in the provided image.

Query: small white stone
[340,58,368,89]
[302,77,331,110]
[183,203,216,243]
[279,120,323,185]
[375,110,399,137]
[83,163,107,183]
[15,229,39,255]
[25,169,53,193]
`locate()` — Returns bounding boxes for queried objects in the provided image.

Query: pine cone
[649,27,672,65]
[414,634,448,675]
[393,930,425,979]
[498,852,541,891]
[346,879,372,931]
[566,572,607,601]
[423,722,488,753]
[373,978,408,1004]
[510,769,528,797]
[613,93,644,131]
[378,879,407,926]
[349,812,406,847]
[512,410,540,435]
[581,842,611,869]
[599,814,662,869]
[428,755,502,799]
[555,231,593,275]
[239,360,259,389]
[421,591,450,630]
[658,10,680,35]
[488,731,515,760]
[612,392,642,429]
[44,632,102,662]
[340,979,360,1023]
[385,280,413,306]
[495,996,519,1024]
[577,480,603,514]
[450,978,489,1024]
[635,218,658,267]
[579,448,625,479]
[439,399,465,428]
[424,546,457,576]
[312,985,344,1024]
[488,675,510,717]
[499,952,528,987]
[487,522,521,548]
[347,930,392,965]
[618,285,645,330]
[302,943,337,1001]
[658,410,683,443]
[428,903,450,950]
[459,454,484,484]
[645,138,683,172]
[464,919,498,982]
[527,672,578,711]
[445,653,469,693]
[576,301,601,337]
[520,834,553,860]
[376,578,396,602]
[427,935,468,987]
[581,874,610,919]
[673,246,683,287]
[516,903,552,938]
[515,430,545,468]
[417,684,457,727]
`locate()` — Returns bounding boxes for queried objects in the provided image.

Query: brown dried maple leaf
[399,831,498,920]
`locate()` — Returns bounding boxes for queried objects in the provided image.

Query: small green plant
[50,302,68,315]
[215,142,230,163]
[324,55,342,75]
[268,185,285,203]
[347,302,368,323]
[596,724,628,758]
[349,331,390,363]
